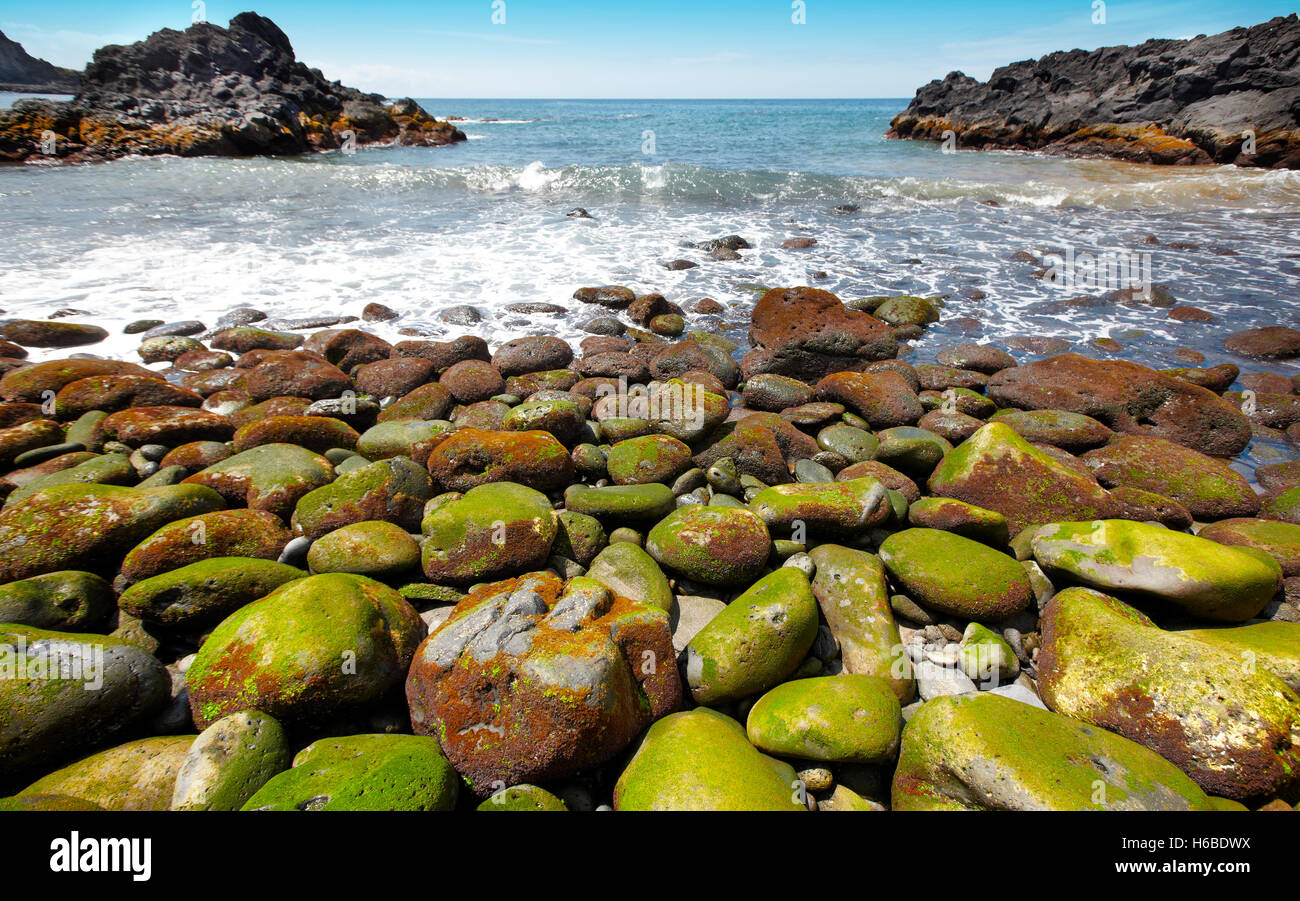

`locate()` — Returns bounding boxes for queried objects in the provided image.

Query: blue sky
[2,1,1295,97]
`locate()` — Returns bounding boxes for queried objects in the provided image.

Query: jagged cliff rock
[0,12,464,162]
[888,15,1300,169]
[0,30,80,93]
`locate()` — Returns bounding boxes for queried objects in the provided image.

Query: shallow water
[1,99,1298,472]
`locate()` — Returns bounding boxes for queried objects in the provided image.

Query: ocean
[1,96,1298,468]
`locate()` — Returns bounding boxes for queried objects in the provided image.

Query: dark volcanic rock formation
[888,15,1300,169]
[0,30,80,93]
[0,12,465,162]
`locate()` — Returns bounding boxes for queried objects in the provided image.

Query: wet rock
[118,507,292,586]
[183,443,334,518]
[1,320,108,348]
[421,482,558,585]
[880,528,1034,620]
[742,287,899,381]
[1224,326,1300,359]
[747,675,902,763]
[118,557,305,629]
[1082,434,1260,520]
[646,505,771,587]
[187,572,425,729]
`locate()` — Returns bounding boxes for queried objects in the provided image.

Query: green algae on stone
[19,735,196,811]
[613,708,806,811]
[171,710,290,811]
[873,295,939,328]
[815,423,879,464]
[1038,587,1300,801]
[807,544,913,702]
[4,453,135,507]
[872,426,953,479]
[355,419,453,461]
[0,571,114,631]
[183,443,334,519]
[308,521,420,578]
[502,398,586,445]
[241,733,458,811]
[891,692,1215,811]
[477,784,569,811]
[927,421,1118,535]
[0,624,171,774]
[586,541,673,612]
[0,482,226,582]
[685,568,818,705]
[1081,434,1260,520]
[750,477,891,537]
[1178,621,1300,692]
[552,510,608,567]
[907,496,1010,546]
[1262,485,1300,525]
[646,505,771,587]
[118,508,292,586]
[1030,519,1282,622]
[291,455,434,541]
[186,572,426,729]
[605,434,693,485]
[989,408,1113,453]
[421,482,558,585]
[746,675,902,764]
[878,528,1033,620]
[118,557,306,629]
[957,622,1019,682]
[1198,517,1300,576]
[564,483,676,521]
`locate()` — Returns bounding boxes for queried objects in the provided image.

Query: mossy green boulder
[170,710,291,811]
[242,734,458,811]
[1082,435,1259,520]
[308,521,420,578]
[355,419,453,461]
[614,708,806,811]
[183,443,334,519]
[118,557,306,629]
[746,675,902,763]
[872,427,953,479]
[815,423,878,463]
[646,505,771,587]
[552,510,607,567]
[0,625,171,773]
[4,453,136,506]
[749,477,890,537]
[958,622,1020,683]
[0,571,114,631]
[19,735,196,811]
[563,483,676,521]
[1038,587,1300,800]
[421,482,557,585]
[892,693,1215,810]
[291,455,434,541]
[878,528,1033,620]
[0,483,225,582]
[873,295,939,328]
[808,544,912,702]
[907,497,1010,546]
[478,784,569,811]
[927,421,1118,535]
[502,398,585,445]
[605,434,693,485]
[118,508,292,586]
[1031,519,1282,622]
[1179,621,1300,692]
[586,541,673,612]
[685,568,819,705]
[1198,518,1300,576]
[186,573,426,729]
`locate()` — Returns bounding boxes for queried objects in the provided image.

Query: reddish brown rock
[1,320,108,348]
[692,421,790,485]
[301,328,393,370]
[353,357,439,398]
[425,428,574,494]
[836,460,921,503]
[575,352,651,382]
[243,352,353,403]
[1168,305,1215,322]
[95,406,233,449]
[491,336,574,377]
[573,286,637,309]
[232,415,360,454]
[52,374,201,419]
[741,287,898,382]
[1107,486,1194,530]
[987,354,1252,456]
[0,403,47,430]
[159,441,232,472]
[935,343,1016,374]
[391,335,491,372]
[0,359,158,403]
[1224,326,1300,360]
[405,572,679,793]
[1161,364,1239,394]
[815,371,924,429]
[439,360,505,404]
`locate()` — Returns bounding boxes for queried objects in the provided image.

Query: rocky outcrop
[0,30,79,93]
[0,12,465,163]
[888,15,1300,169]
